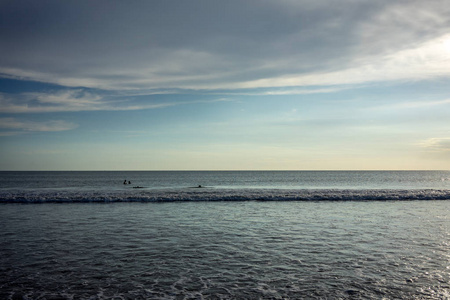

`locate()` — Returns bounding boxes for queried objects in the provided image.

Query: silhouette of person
[123,180,127,185]
[128,181,131,184]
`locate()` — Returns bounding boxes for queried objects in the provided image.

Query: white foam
[1,188,449,203]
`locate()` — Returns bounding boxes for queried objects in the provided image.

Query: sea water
[1,171,450,202]
[0,171,449,299]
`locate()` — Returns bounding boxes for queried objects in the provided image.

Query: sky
[1,0,450,170]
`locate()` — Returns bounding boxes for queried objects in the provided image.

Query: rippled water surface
[1,201,449,299]
[1,171,450,202]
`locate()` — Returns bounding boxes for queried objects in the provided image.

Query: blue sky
[1,0,450,170]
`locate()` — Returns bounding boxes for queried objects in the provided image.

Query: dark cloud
[1,0,449,90]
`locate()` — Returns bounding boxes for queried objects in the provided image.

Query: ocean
[1,170,450,202]
[0,171,449,299]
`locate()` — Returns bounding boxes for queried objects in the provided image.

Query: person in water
[123,180,127,185]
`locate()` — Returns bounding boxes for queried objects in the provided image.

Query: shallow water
[1,201,449,299]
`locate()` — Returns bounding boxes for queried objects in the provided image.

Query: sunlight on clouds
[421,138,450,152]
[443,37,450,52]
[220,87,349,96]
[384,33,450,77]
[0,1,449,93]
[356,0,450,55]
[238,33,450,89]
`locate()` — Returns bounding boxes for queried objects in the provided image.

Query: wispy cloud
[215,86,349,96]
[236,33,450,89]
[420,138,450,156]
[0,90,105,113]
[0,89,232,113]
[0,90,168,113]
[368,98,450,112]
[0,118,78,134]
[5,30,448,91]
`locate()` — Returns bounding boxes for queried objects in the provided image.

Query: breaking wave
[1,188,450,203]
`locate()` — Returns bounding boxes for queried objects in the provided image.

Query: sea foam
[1,188,449,203]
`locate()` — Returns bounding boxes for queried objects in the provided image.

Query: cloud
[369,98,450,111]
[0,118,78,134]
[236,33,450,89]
[0,89,167,113]
[215,86,350,96]
[0,0,449,91]
[419,137,450,160]
[355,0,450,54]
[422,138,450,152]
[0,89,232,113]
[0,90,107,113]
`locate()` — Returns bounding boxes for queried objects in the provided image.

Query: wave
[1,188,450,203]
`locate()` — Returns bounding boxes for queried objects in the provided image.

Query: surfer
[123,180,127,185]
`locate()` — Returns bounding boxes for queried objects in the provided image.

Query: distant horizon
[1,169,449,172]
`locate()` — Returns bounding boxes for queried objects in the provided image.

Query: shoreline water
[1,200,449,299]
[1,171,449,298]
